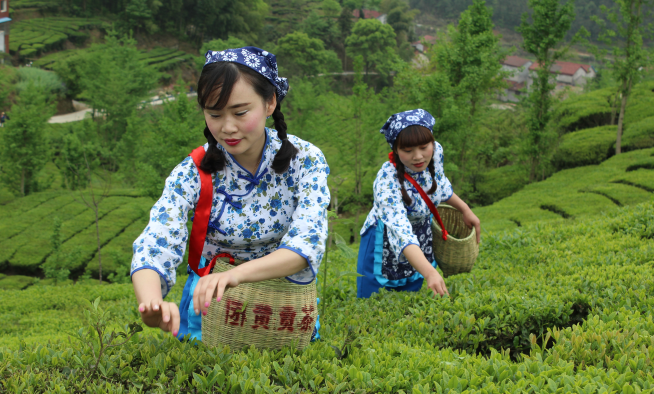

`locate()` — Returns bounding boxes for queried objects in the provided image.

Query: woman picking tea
[357,109,480,299]
[130,47,330,341]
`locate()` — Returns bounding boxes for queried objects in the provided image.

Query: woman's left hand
[462,210,481,244]
[193,270,242,316]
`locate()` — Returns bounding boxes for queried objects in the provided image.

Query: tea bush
[623,116,654,152]
[0,191,153,279]
[475,148,654,232]
[9,17,104,58]
[1,201,654,392]
[552,125,616,170]
[473,165,529,207]
[33,47,194,76]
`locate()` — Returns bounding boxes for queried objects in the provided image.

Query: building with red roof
[499,56,532,102]
[410,35,438,54]
[0,0,10,63]
[352,9,387,24]
[529,60,596,87]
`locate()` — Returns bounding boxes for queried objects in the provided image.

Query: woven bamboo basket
[202,257,318,351]
[431,204,479,278]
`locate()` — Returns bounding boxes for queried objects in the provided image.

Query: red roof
[423,35,436,44]
[502,56,531,67]
[505,80,525,91]
[352,9,383,19]
[529,61,592,76]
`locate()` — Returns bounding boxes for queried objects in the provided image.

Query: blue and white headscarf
[204,47,290,102]
[380,109,436,148]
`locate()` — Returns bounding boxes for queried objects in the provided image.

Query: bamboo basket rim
[432,204,476,243]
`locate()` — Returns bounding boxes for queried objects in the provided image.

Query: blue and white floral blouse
[131,128,330,298]
[361,141,453,273]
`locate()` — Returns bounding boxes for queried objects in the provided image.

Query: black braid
[395,160,413,206]
[199,125,226,173]
[271,102,298,173]
[427,158,437,194]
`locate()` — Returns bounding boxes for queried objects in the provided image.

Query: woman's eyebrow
[227,102,250,109]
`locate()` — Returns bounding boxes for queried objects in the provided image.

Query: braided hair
[196,62,298,174]
[392,125,437,206]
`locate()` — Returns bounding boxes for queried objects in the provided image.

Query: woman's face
[203,77,276,164]
[397,141,434,172]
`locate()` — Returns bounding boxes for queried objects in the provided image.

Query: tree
[189,0,268,43]
[435,0,509,187]
[0,83,56,196]
[323,57,388,240]
[275,32,342,77]
[381,0,418,41]
[517,0,586,182]
[302,0,342,50]
[0,65,15,110]
[119,0,160,35]
[593,0,654,154]
[345,18,400,77]
[79,33,157,151]
[57,122,111,283]
[337,5,355,70]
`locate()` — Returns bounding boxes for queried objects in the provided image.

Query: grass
[474,148,654,233]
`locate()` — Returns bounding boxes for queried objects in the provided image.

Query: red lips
[224,139,242,146]
[413,162,425,168]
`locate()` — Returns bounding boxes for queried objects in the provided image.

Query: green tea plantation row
[475,147,654,232]
[0,189,154,287]
[1,201,653,392]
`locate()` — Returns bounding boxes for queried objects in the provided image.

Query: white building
[499,56,532,102]
[529,61,596,87]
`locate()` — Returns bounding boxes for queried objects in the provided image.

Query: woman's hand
[138,299,180,336]
[462,210,481,244]
[193,271,243,317]
[425,270,449,297]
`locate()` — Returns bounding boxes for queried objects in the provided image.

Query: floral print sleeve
[372,163,420,259]
[433,141,453,202]
[279,141,331,284]
[131,156,200,298]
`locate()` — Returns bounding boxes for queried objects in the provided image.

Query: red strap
[389,152,448,241]
[187,147,225,276]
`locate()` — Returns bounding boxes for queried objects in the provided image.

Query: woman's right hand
[138,299,180,337]
[425,270,449,297]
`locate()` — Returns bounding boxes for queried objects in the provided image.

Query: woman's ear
[266,95,277,117]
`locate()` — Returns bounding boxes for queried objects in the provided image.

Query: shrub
[622,116,654,151]
[552,125,616,170]
[553,88,612,133]
[473,165,529,206]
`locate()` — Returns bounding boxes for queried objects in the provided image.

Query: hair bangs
[197,62,242,111]
[394,125,434,150]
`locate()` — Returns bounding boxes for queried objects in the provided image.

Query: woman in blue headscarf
[130,47,329,340]
[357,109,480,299]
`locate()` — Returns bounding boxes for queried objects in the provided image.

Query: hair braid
[271,102,298,173]
[199,125,226,173]
[427,158,437,195]
[395,160,413,206]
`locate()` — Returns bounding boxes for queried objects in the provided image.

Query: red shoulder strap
[188,147,216,276]
[389,152,448,241]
